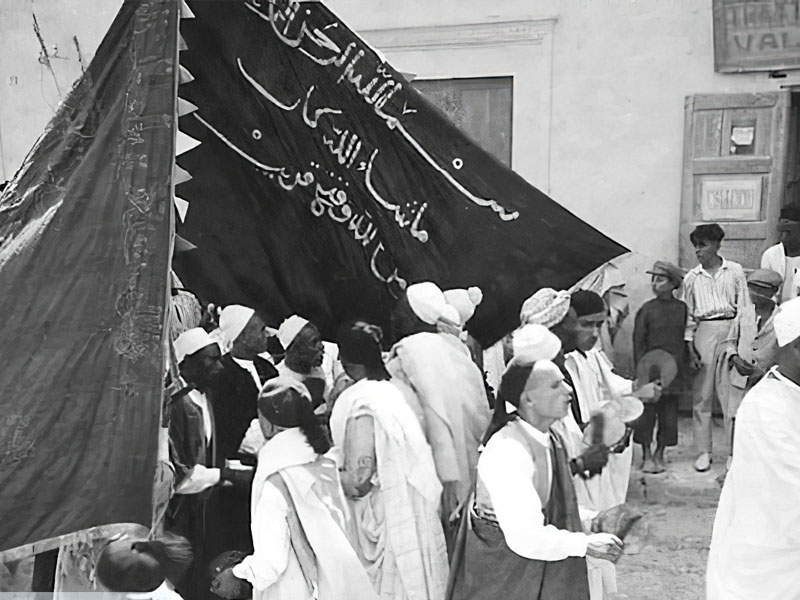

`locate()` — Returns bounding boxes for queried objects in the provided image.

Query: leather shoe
[694,452,711,472]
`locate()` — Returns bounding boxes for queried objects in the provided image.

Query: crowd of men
[105,210,800,600]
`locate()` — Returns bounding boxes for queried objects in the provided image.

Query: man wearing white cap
[167,328,226,599]
[444,287,485,368]
[218,305,279,390]
[276,315,328,411]
[386,282,491,525]
[707,297,800,600]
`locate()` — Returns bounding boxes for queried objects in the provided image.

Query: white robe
[329,379,448,600]
[232,429,376,600]
[386,332,491,503]
[707,368,800,600]
[563,349,634,600]
[563,349,634,511]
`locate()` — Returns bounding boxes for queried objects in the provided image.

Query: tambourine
[636,349,678,391]
[582,396,644,448]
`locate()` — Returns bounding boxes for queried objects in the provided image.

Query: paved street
[615,416,728,600]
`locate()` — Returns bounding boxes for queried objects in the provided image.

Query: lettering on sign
[713,0,800,71]
[700,177,763,221]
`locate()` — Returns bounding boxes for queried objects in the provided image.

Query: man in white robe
[706,297,800,600]
[213,378,377,600]
[550,291,655,599]
[385,282,491,519]
[330,321,448,600]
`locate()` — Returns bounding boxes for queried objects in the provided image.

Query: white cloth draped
[386,332,491,502]
[233,429,376,600]
[329,379,448,600]
[707,369,800,600]
[563,349,634,600]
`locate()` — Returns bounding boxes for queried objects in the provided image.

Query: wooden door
[413,77,513,167]
[680,92,790,269]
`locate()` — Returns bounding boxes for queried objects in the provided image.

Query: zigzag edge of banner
[174,1,196,226]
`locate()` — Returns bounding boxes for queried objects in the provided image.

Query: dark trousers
[633,392,679,448]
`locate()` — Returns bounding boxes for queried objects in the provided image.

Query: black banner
[175,0,626,345]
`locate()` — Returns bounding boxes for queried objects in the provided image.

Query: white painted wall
[2,0,797,366]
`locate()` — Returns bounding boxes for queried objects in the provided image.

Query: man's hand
[442,481,461,523]
[586,533,624,563]
[220,463,255,491]
[572,444,609,478]
[731,355,756,377]
[210,567,251,600]
[633,381,662,404]
[687,341,703,372]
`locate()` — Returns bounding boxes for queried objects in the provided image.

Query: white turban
[512,324,561,363]
[278,315,310,349]
[443,287,483,326]
[407,282,447,325]
[174,327,217,364]
[218,305,255,349]
[520,288,571,328]
[775,297,800,347]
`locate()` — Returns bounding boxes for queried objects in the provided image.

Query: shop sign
[714,0,800,72]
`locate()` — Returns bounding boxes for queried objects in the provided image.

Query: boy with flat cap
[633,261,687,474]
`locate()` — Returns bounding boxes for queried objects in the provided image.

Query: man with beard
[168,328,233,599]
[276,315,328,412]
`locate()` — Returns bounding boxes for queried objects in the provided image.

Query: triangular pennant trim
[177,97,198,117]
[174,164,192,186]
[176,130,201,156]
[175,197,190,222]
[179,65,195,84]
[180,0,195,19]
[178,34,188,51]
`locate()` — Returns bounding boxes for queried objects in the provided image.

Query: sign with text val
[714,0,800,72]
[174,0,626,346]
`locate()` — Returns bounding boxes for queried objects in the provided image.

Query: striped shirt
[680,258,749,341]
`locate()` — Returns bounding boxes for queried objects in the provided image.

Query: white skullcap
[278,315,310,349]
[774,297,800,347]
[218,305,255,349]
[443,287,483,326]
[439,304,461,326]
[512,324,562,363]
[407,282,447,325]
[174,327,217,364]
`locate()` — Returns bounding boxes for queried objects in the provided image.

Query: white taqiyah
[174,327,217,364]
[277,315,310,349]
[218,305,255,349]
[443,287,483,326]
[512,323,562,363]
[406,281,447,325]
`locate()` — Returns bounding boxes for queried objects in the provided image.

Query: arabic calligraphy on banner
[173,0,626,345]
[186,0,519,293]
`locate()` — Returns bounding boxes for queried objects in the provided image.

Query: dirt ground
[613,416,728,600]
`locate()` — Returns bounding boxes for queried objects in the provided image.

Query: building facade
[3,0,799,369]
